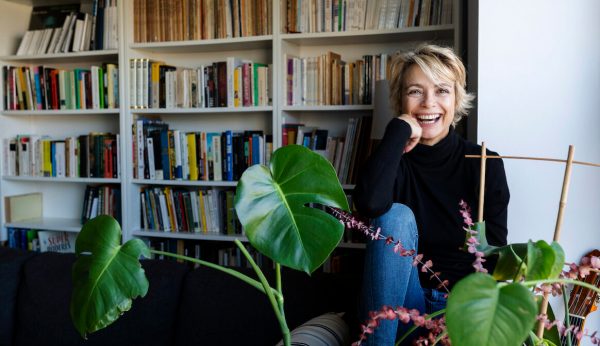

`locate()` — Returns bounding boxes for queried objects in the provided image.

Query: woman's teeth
[416,114,441,124]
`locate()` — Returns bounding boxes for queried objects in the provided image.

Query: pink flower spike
[591,256,600,269]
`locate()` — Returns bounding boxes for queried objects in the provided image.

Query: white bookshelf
[0,0,463,255]
[0,0,124,245]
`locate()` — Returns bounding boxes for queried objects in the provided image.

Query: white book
[16,31,34,56]
[62,12,79,52]
[129,59,137,108]
[81,13,92,51]
[142,59,149,108]
[173,129,182,180]
[136,59,143,108]
[54,13,74,53]
[180,131,189,180]
[190,191,200,232]
[26,30,44,56]
[146,137,156,180]
[72,17,85,52]
[91,66,100,109]
[37,28,54,55]
[68,137,77,177]
[28,135,41,176]
[158,191,171,231]
[54,141,66,178]
[197,66,205,108]
[38,231,77,253]
[46,28,62,55]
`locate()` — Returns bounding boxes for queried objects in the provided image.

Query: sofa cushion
[13,252,189,346]
[276,312,351,346]
[174,266,325,346]
[0,247,36,346]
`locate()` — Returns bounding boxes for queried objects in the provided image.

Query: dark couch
[0,247,362,346]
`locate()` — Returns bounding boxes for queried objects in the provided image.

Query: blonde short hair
[389,44,475,126]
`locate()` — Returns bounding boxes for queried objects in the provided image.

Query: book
[4,192,42,223]
[37,230,77,253]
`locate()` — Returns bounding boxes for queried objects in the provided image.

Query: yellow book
[150,61,164,108]
[164,187,177,232]
[42,139,52,177]
[4,192,42,223]
[187,133,198,180]
[233,66,241,107]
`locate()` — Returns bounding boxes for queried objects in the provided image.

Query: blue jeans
[360,204,447,346]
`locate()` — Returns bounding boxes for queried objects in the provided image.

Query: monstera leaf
[446,273,538,346]
[71,215,150,338]
[465,223,565,281]
[234,145,350,274]
[525,240,565,281]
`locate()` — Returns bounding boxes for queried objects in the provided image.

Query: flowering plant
[70,145,349,346]
[335,201,600,346]
[70,144,600,346]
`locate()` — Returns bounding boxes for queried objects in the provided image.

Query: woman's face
[401,65,456,146]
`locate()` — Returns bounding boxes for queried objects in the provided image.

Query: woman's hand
[398,114,422,153]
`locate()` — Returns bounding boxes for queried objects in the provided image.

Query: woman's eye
[407,89,422,96]
[437,88,450,94]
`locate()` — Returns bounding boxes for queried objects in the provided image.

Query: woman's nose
[421,91,436,107]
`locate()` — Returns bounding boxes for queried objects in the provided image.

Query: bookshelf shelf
[1,109,120,116]
[132,179,237,187]
[3,176,120,184]
[6,217,82,233]
[282,105,373,112]
[129,35,273,53]
[1,0,462,262]
[280,25,454,46]
[132,229,247,242]
[131,106,273,115]
[0,50,119,63]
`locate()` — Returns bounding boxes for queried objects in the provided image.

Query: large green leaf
[525,240,565,281]
[71,215,150,338]
[234,145,349,274]
[492,243,528,281]
[446,273,538,346]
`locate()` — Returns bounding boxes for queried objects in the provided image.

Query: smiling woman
[353,44,510,345]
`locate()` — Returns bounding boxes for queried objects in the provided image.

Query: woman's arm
[353,118,413,218]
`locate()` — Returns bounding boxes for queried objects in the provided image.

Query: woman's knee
[371,203,418,241]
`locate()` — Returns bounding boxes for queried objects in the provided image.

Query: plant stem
[431,330,448,346]
[150,249,281,299]
[234,240,290,346]
[275,263,285,316]
[562,284,572,346]
[395,309,446,346]
[522,279,600,295]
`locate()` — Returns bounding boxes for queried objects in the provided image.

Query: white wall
[477,0,600,342]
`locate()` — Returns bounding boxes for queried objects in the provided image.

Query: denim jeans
[360,203,447,346]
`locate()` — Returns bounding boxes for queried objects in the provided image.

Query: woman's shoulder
[460,137,501,157]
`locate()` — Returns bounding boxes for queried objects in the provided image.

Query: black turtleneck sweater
[353,118,510,289]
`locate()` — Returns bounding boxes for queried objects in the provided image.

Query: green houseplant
[70,145,600,346]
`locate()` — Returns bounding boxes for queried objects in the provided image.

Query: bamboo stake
[465,155,599,168]
[536,145,575,339]
[478,142,487,223]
